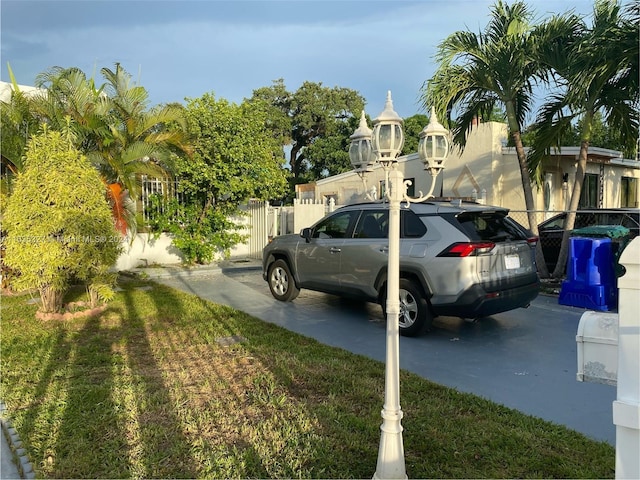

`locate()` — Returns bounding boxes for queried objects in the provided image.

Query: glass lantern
[372,91,404,162]
[418,107,450,174]
[349,111,376,171]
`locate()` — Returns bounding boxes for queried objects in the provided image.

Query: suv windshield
[456,211,528,242]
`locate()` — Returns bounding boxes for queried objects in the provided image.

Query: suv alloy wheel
[267,259,300,302]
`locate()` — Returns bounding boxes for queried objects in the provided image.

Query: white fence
[246,200,269,259]
[132,184,578,267]
[268,205,294,238]
[249,198,338,259]
[293,198,336,234]
[613,238,640,479]
[265,198,339,241]
[111,178,640,266]
[575,238,640,479]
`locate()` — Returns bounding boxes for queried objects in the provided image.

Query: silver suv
[262,200,540,336]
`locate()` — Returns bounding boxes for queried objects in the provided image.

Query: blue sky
[2,0,594,119]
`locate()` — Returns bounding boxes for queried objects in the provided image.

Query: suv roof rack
[333,197,481,208]
[418,197,479,207]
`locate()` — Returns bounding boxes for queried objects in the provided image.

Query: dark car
[538,208,640,272]
[263,200,539,337]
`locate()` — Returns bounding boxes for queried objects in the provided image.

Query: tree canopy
[248,79,365,181]
[147,93,289,264]
[30,64,193,199]
[179,93,288,205]
[1,63,194,235]
[401,114,429,156]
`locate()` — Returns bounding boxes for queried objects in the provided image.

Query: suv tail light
[438,242,496,257]
[526,236,539,247]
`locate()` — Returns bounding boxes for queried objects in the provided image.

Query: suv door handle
[329,247,341,253]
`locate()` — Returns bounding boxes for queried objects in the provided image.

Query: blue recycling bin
[558,225,629,311]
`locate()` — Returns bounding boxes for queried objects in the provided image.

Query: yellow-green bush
[3,127,122,312]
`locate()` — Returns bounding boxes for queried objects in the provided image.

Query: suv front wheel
[268,259,300,302]
[382,279,432,337]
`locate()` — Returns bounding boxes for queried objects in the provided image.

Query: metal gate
[247,200,269,259]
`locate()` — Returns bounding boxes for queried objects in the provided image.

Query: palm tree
[30,66,136,234]
[30,67,113,156]
[27,64,192,235]
[421,0,563,277]
[528,0,639,278]
[95,65,193,235]
[93,64,192,199]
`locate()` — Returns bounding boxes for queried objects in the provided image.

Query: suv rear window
[456,211,527,242]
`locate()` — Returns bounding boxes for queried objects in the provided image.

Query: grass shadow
[1,275,615,479]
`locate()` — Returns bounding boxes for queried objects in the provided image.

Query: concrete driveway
[151,265,616,445]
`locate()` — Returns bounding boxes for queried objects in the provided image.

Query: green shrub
[3,126,122,313]
[147,195,245,265]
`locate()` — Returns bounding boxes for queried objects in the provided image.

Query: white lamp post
[349,92,450,479]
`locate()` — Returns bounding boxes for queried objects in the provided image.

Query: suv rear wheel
[382,279,432,337]
[268,259,300,302]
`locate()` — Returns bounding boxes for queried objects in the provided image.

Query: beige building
[302,121,640,216]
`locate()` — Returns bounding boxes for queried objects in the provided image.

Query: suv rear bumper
[432,280,540,319]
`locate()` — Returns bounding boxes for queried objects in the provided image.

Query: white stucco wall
[0,81,42,102]
[442,122,510,206]
[115,233,184,271]
[115,231,253,271]
[500,148,640,212]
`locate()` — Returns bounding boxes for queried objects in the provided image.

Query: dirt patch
[35,301,107,321]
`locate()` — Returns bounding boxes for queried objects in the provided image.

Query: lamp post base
[373,408,408,480]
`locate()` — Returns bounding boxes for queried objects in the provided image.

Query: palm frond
[527,95,576,178]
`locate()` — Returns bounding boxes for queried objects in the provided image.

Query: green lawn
[1,278,614,478]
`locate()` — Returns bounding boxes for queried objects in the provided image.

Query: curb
[1,402,35,479]
[125,259,262,280]
[121,265,222,280]
[220,264,262,274]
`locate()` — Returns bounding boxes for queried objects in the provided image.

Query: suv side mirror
[301,228,312,242]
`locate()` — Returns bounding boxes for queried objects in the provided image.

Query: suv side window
[312,210,358,239]
[352,209,427,239]
[540,216,564,230]
[575,212,596,228]
[354,211,387,238]
[402,210,427,238]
